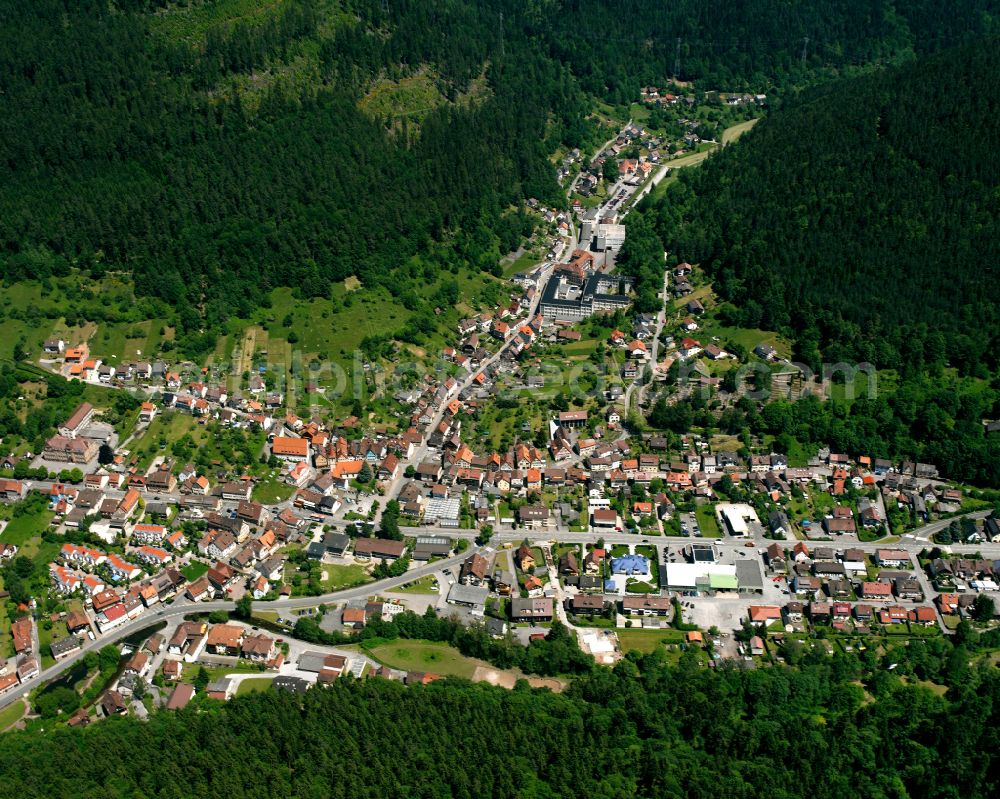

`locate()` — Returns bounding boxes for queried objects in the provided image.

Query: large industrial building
[539,271,634,321]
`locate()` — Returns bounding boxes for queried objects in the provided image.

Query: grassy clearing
[721,118,760,145]
[130,412,198,467]
[360,70,445,120]
[236,677,276,696]
[0,509,54,548]
[395,575,440,595]
[363,639,478,678]
[0,282,67,360]
[180,561,209,583]
[130,411,266,475]
[38,619,69,670]
[501,247,545,278]
[696,320,789,361]
[0,700,25,731]
[695,504,722,538]
[320,564,371,591]
[149,0,287,43]
[251,476,294,504]
[181,662,264,685]
[665,149,714,169]
[616,628,686,655]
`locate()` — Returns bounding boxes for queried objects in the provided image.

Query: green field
[319,564,371,591]
[236,677,276,696]
[616,628,686,654]
[0,700,25,731]
[130,413,198,470]
[501,247,545,278]
[181,662,263,685]
[148,0,292,42]
[37,618,69,670]
[130,411,266,475]
[395,575,440,595]
[695,504,722,538]
[0,509,55,548]
[721,118,760,144]
[180,561,209,583]
[363,639,478,678]
[251,476,294,504]
[360,70,446,120]
[0,272,176,367]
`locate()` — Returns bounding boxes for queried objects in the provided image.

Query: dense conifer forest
[2,0,996,351]
[646,38,1000,377]
[631,37,1000,484]
[1,638,998,798]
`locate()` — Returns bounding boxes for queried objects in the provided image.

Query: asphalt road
[0,547,478,712]
[7,505,992,711]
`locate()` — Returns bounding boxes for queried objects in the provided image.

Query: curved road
[7,508,995,710]
[0,547,478,712]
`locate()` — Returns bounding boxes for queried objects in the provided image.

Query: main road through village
[2,508,992,712]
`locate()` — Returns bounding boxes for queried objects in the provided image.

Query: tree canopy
[2,642,1000,798]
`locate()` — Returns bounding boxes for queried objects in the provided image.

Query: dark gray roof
[273,676,310,693]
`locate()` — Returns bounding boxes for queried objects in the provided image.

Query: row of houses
[750,601,937,628]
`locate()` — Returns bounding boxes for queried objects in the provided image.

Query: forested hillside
[1,0,997,353]
[1,646,998,798]
[539,0,1000,102]
[632,37,1000,484]
[0,0,578,353]
[647,37,1000,376]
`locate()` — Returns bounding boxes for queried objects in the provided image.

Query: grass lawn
[320,564,371,591]
[236,677,276,696]
[38,619,69,670]
[695,504,722,538]
[395,575,440,595]
[697,320,789,361]
[251,476,294,504]
[721,118,760,144]
[363,639,478,678]
[616,628,686,655]
[182,662,263,684]
[0,700,25,731]
[811,491,837,513]
[501,247,545,278]
[786,439,813,468]
[130,412,198,470]
[0,509,55,548]
[180,561,209,583]
[0,596,10,657]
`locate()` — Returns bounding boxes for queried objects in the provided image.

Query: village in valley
[1,84,999,732]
